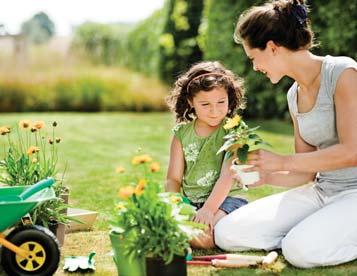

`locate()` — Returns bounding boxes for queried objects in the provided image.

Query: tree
[158,0,204,83]
[21,12,55,44]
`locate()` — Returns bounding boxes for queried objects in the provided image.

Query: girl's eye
[201,103,209,106]
[218,101,225,104]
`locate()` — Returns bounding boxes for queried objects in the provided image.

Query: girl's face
[242,40,284,84]
[189,86,229,127]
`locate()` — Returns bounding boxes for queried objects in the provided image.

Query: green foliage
[309,0,357,60]
[0,67,168,112]
[21,12,55,44]
[120,9,166,77]
[71,22,130,65]
[158,0,204,83]
[0,121,59,186]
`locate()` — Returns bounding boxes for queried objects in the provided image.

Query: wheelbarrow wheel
[1,225,60,276]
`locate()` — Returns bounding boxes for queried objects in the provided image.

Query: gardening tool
[187,251,278,268]
[0,178,61,276]
[63,251,96,272]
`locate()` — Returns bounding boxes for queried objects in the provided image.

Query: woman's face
[242,41,284,84]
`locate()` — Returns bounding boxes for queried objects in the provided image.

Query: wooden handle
[262,251,278,266]
[226,254,263,262]
[212,259,258,268]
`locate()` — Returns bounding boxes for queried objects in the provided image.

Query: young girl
[214,0,357,268]
[165,61,248,249]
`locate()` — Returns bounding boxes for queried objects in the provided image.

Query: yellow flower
[150,162,160,172]
[27,146,40,156]
[32,158,38,163]
[19,120,32,129]
[33,121,45,130]
[118,186,135,199]
[170,195,182,204]
[0,126,10,135]
[116,202,127,211]
[115,166,125,173]
[223,115,241,130]
[131,154,153,165]
[55,137,62,143]
[48,138,54,145]
[134,179,147,196]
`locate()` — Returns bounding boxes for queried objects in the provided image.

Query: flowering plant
[217,115,269,163]
[0,120,69,227]
[111,153,204,263]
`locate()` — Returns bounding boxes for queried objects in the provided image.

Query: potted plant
[217,115,270,188]
[110,153,204,276]
[0,120,70,245]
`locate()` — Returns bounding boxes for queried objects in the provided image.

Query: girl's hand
[193,208,215,233]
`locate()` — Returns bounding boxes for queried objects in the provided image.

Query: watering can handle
[20,178,56,200]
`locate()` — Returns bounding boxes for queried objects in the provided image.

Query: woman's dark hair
[234,0,317,50]
[166,61,245,123]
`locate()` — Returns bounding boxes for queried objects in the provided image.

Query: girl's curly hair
[166,61,245,122]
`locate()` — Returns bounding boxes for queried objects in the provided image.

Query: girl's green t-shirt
[173,119,240,203]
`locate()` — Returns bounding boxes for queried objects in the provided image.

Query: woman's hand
[246,149,285,172]
[193,207,215,233]
[235,149,284,187]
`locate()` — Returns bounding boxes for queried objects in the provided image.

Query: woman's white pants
[214,184,357,268]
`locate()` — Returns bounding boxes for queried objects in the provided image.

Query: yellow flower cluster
[19,120,46,132]
[223,115,241,130]
[118,179,147,199]
[131,154,153,165]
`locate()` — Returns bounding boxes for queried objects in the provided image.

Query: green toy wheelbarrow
[0,178,60,276]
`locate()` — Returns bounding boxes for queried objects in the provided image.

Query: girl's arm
[193,157,235,227]
[249,68,357,176]
[165,136,184,192]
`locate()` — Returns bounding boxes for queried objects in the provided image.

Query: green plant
[111,153,204,263]
[0,120,70,227]
[217,115,269,164]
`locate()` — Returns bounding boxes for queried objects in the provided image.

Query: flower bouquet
[217,115,269,188]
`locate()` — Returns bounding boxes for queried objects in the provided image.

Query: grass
[0,112,356,275]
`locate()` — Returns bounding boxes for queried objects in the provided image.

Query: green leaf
[237,144,249,164]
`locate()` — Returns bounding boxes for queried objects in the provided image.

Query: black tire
[1,225,60,276]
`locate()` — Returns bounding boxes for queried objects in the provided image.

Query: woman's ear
[266,40,278,55]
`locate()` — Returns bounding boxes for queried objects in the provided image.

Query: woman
[214,0,357,268]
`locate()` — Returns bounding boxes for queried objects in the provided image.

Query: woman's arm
[165,136,184,192]
[264,109,317,186]
[250,68,357,174]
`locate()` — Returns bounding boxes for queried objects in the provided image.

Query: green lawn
[1,112,356,275]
